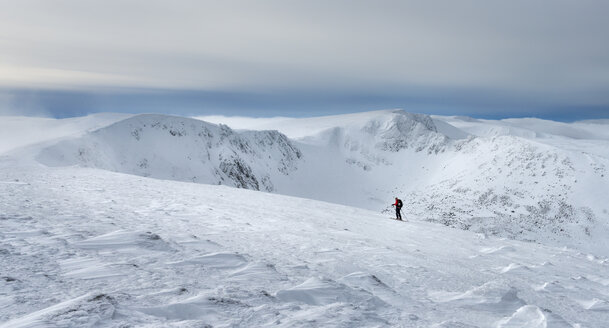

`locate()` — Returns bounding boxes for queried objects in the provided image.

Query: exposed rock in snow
[36,114,302,191]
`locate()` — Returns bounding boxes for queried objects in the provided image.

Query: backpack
[397,199,403,207]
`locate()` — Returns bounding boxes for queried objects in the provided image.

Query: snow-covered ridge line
[433,115,609,142]
[301,109,448,154]
[3,109,609,255]
[197,110,609,254]
[196,109,442,141]
[36,113,302,191]
[0,112,133,155]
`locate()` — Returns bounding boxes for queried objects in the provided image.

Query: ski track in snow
[2,165,609,327]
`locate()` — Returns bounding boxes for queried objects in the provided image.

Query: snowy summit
[1,110,609,327]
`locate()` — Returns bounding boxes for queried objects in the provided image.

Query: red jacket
[394,199,402,208]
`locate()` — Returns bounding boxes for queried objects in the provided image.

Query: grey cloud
[1,0,608,112]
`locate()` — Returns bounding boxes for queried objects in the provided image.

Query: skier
[392,197,403,220]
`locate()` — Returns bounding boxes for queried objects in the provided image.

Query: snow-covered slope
[198,110,609,255]
[0,113,131,155]
[433,115,609,157]
[2,110,608,255]
[2,111,609,327]
[407,135,608,250]
[1,164,609,327]
[433,115,609,142]
[36,114,302,191]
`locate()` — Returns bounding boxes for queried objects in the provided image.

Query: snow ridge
[13,110,609,254]
[299,109,448,154]
[37,114,302,191]
[2,110,609,326]
[197,110,609,254]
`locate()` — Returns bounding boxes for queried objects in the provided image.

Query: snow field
[2,165,609,327]
[0,113,131,155]
[200,110,609,254]
[6,110,609,255]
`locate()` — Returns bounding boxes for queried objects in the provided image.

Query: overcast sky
[1,0,608,120]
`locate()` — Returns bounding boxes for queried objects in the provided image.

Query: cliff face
[37,114,302,191]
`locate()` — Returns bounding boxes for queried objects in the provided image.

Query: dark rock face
[219,156,260,191]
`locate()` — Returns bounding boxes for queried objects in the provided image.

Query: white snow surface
[35,114,302,192]
[1,165,609,327]
[3,110,609,256]
[198,110,609,255]
[1,110,609,326]
[0,113,132,155]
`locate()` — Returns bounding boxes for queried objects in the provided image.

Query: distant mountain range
[5,109,609,253]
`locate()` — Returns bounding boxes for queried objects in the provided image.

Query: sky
[1,0,609,121]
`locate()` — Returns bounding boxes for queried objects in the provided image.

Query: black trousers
[395,207,402,220]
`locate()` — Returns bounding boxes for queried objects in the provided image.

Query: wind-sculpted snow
[37,114,302,191]
[2,165,609,327]
[3,109,609,323]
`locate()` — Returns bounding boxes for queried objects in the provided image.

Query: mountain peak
[37,114,302,191]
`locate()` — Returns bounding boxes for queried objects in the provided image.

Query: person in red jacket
[392,197,403,220]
